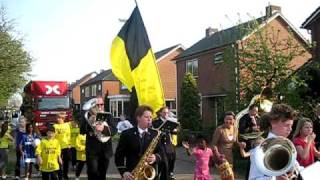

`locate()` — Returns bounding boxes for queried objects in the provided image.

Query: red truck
[21,81,72,134]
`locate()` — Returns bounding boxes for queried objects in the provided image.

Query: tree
[234,18,308,108]
[0,7,32,106]
[179,73,201,130]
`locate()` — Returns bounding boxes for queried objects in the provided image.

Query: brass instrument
[131,130,161,180]
[235,87,273,130]
[253,137,299,179]
[83,98,111,143]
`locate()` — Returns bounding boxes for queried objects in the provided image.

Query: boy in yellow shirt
[36,125,62,180]
[0,121,13,179]
[53,112,71,179]
[70,121,80,171]
[75,134,86,180]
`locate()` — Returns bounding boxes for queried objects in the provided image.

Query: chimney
[205,27,218,37]
[265,5,281,17]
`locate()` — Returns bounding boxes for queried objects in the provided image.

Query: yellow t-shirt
[75,134,86,161]
[36,138,61,172]
[54,122,71,149]
[0,135,11,149]
[70,127,80,148]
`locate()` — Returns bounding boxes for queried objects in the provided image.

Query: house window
[81,89,84,94]
[186,59,198,77]
[98,84,101,91]
[214,96,225,126]
[165,100,176,114]
[85,87,90,97]
[214,52,224,63]
[109,99,129,118]
[91,85,97,96]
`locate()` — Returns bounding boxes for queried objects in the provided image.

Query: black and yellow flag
[110,6,165,113]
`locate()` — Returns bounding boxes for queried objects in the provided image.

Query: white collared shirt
[138,127,148,137]
[248,132,301,180]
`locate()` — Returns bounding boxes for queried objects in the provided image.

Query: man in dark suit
[153,106,178,180]
[80,97,115,180]
[115,105,163,180]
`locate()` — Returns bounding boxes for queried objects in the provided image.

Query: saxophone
[131,130,161,180]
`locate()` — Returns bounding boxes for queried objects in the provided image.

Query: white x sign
[45,85,61,95]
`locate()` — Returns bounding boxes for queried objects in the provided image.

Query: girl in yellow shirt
[75,134,86,180]
[70,121,80,170]
[36,126,62,180]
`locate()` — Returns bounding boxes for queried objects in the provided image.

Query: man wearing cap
[80,97,115,180]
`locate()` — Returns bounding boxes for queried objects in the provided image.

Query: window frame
[186,58,198,77]
[213,52,224,64]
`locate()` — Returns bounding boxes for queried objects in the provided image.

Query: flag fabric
[110,6,165,114]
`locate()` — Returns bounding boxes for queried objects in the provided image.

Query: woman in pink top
[293,117,320,167]
[183,135,214,180]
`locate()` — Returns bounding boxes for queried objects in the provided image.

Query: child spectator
[0,121,13,179]
[36,125,62,180]
[239,136,264,158]
[19,123,40,180]
[293,117,320,167]
[75,134,86,180]
[182,134,214,180]
[70,120,80,171]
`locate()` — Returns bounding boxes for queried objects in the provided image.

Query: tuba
[253,137,299,179]
[82,98,111,143]
[235,87,273,128]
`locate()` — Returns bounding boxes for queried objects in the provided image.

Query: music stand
[158,119,179,133]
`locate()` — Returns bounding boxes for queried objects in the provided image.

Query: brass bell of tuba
[253,137,298,177]
[235,87,273,128]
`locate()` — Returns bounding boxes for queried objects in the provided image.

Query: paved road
[11,142,245,179]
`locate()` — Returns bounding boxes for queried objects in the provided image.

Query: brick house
[69,72,97,111]
[156,44,184,113]
[80,69,120,112]
[174,5,312,127]
[302,6,320,59]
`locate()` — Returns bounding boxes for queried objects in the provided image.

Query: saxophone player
[115,105,163,180]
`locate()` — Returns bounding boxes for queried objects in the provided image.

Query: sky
[1,0,319,83]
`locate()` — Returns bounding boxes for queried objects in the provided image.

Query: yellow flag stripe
[110,36,134,91]
[132,49,165,113]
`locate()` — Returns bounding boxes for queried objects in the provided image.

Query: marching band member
[80,97,115,180]
[115,105,163,180]
[153,106,178,180]
[249,104,298,180]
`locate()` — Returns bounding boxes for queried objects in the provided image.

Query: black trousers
[167,151,176,174]
[70,148,77,166]
[42,171,59,180]
[58,148,71,180]
[75,160,85,177]
[14,149,22,177]
[86,154,110,180]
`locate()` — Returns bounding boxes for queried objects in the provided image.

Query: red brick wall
[102,81,120,99]
[310,18,320,59]
[158,50,181,100]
